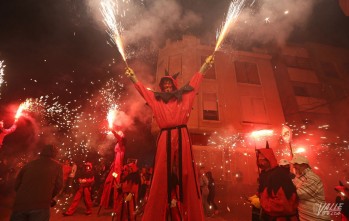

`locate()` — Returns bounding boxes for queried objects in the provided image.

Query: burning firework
[100,0,128,67]
[0,60,5,97]
[215,0,246,52]
[15,99,33,120]
[107,105,119,129]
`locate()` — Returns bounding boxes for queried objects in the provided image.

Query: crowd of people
[1,52,349,221]
[249,145,349,221]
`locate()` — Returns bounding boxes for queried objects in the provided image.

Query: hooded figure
[256,145,299,221]
[124,55,214,221]
[99,130,125,212]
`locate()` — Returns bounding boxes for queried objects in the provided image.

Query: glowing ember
[100,0,128,66]
[215,0,246,52]
[294,147,306,153]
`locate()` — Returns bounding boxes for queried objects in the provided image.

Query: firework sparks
[215,0,246,52]
[15,99,33,120]
[100,0,128,66]
[107,105,119,129]
[0,60,5,96]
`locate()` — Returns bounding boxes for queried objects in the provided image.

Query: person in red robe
[256,146,299,221]
[0,120,17,149]
[124,55,214,221]
[99,130,126,212]
[117,162,141,221]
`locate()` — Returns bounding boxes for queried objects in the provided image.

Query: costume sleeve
[52,164,63,198]
[189,72,203,93]
[134,81,156,109]
[3,124,17,135]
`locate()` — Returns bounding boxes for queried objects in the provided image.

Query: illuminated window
[235,61,260,85]
[203,93,219,121]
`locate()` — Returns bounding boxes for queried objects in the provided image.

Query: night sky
[0,0,349,165]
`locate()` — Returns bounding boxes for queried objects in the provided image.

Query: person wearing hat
[63,162,94,216]
[253,147,299,221]
[124,55,214,221]
[10,144,63,221]
[291,154,331,221]
[334,181,349,221]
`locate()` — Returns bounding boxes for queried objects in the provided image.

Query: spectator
[291,154,331,221]
[65,161,77,197]
[62,159,72,195]
[10,144,63,221]
[199,167,210,216]
[206,171,219,216]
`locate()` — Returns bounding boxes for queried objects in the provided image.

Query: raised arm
[125,67,138,84]
[199,55,215,75]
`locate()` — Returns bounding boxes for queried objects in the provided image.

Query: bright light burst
[100,0,128,65]
[107,104,119,129]
[15,99,33,120]
[215,0,246,52]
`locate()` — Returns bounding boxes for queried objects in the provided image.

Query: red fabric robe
[134,72,204,221]
[99,131,125,210]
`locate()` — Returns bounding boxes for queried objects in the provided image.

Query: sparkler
[215,0,246,52]
[15,99,33,120]
[107,105,118,129]
[100,0,129,67]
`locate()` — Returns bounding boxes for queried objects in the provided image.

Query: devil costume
[257,148,299,221]
[133,72,204,221]
[99,131,125,211]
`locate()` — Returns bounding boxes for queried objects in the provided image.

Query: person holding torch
[0,119,18,149]
[124,55,214,221]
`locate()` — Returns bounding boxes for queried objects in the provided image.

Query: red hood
[159,76,178,91]
[258,148,278,169]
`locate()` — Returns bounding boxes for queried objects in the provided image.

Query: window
[240,96,268,124]
[284,55,312,69]
[320,62,339,78]
[293,86,309,97]
[203,93,219,121]
[235,61,260,85]
[201,56,216,79]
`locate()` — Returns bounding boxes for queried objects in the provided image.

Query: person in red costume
[0,119,17,149]
[124,55,214,221]
[99,130,126,212]
[256,145,299,221]
[116,162,141,221]
[63,162,95,216]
